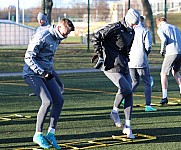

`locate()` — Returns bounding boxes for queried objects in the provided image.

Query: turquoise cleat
[45,133,61,149]
[145,106,157,112]
[33,133,50,149]
[121,99,125,106]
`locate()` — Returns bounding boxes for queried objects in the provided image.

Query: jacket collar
[120,18,134,32]
[49,25,65,40]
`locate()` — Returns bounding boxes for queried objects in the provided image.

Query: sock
[162,89,167,98]
[48,127,55,134]
[125,120,131,127]
[179,84,181,94]
[112,106,119,113]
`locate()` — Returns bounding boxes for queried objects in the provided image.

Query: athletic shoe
[33,133,50,149]
[150,76,154,87]
[29,93,36,96]
[160,97,168,105]
[145,106,157,112]
[110,111,122,128]
[45,133,61,149]
[122,125,135,139]
[121,99,125,106]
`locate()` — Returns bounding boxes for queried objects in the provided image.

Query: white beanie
[37,12,47,21]
[125,8,140,25]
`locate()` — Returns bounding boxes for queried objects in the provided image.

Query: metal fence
[0,20,35,45]
[0,0,181,46]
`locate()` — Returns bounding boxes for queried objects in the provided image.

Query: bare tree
[42,0,53,24]
[141,0,156,44]
[91,1,110,21]
[41,0,45,13]
[69,3,87,18]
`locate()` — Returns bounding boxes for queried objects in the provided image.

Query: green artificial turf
[0,71,181,150]
[0,43,163,73]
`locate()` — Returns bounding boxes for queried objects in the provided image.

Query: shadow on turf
[1,107,181,126]
[0,106,112,116]
[0,109,38,115]
[62,106,112,111]
[133,108,181,119]
[1,127,181,149]
[0,106,181,149]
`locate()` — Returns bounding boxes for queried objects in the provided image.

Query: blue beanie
[37,12,47,21]
[125,8,140,25]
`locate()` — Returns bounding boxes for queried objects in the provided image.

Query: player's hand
[60,83,64,94]
[42,71,54,81]
[42,71,48,77]
[160,49,165,57]
[160,51,165,57]
[94,57,104,69]
[91,54,98,63]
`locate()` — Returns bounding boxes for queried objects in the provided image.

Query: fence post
[128,0,130,9]
[87,0,90,52]
[164,0,167,19]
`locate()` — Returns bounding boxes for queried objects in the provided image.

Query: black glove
[42,71,54,81]
[160,49,165,57]
[145,50,151,57]
[160,51,165,57]
[91,54,98,63]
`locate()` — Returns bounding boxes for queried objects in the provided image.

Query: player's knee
[42,100,52,109]
[53,97,64,109]
[132,81,139,88]
[171,68,178,76]
[58,98,64,107]
[122,88,132,97]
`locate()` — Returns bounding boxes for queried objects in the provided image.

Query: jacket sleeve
[24,34,45,75]
[91,23,117,58]
[144,29,152,56]
[91,29,105,58]
[157,29,167,53]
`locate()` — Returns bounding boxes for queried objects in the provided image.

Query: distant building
[149,0,181,15]
[109,0,181,22]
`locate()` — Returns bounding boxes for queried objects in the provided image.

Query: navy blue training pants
[25,76,64,132]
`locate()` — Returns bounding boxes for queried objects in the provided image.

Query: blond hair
[58,18,75,31]
[156,17,167,25]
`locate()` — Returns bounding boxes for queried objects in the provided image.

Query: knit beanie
[37,12,47,21]
[125,8,140,25]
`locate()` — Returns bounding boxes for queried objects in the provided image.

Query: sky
[0,0,121,9]
[0,0,41,9]
[0,0,79,9]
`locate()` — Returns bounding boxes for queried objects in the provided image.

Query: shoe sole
[33,139,50,149]
[45,137,61,149]
[160,102,168,105]
[145,109,157,112]
[145,110,157,112]
[122,130,135,139]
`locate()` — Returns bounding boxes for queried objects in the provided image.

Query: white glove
[94,57,104,69]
